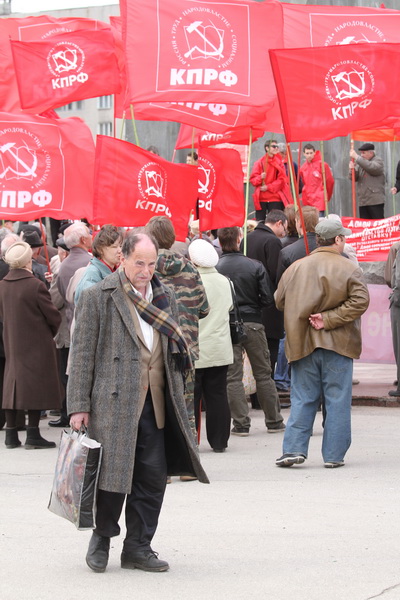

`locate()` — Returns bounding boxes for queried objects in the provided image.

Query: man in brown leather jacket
[274,219,369,469]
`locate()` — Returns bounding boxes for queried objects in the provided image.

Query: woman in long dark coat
[0,241,63,449]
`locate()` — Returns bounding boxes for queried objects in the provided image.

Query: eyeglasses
[269,144,279,149]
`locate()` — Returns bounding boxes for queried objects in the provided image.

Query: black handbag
[227,278,248,345]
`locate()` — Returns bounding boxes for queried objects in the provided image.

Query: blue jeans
[283,348,353,462]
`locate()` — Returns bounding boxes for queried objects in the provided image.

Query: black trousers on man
[359,204,384,220]
[94,394,167,552]
[255,201,284,222]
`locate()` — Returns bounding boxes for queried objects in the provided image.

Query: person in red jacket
[300,144,334,216]
[250,139,291,221]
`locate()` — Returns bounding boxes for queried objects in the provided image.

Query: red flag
[197,148,244,230]
[117,99,276,132]
[11,29,121,114]
[352,128,399,142]
[93,136,198,241]
[175,123,264,149]
[270,43,400,142]
[0,15,111,114]
[120,0,283,106]
[0,112,94,221]
[281,3,400,48]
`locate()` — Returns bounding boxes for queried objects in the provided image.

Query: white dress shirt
[131,282,154,351]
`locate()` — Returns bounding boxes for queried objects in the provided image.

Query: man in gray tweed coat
[68,233,208,574]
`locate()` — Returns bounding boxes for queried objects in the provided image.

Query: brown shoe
[180,475,197,481]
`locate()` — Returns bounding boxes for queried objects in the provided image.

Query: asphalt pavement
[1,364,400,600]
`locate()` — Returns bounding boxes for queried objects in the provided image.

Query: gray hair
[121,232,158,258]
[1,233,20,257]
[64,222,90,249]
[277,142,287,154]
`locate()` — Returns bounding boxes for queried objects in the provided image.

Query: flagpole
[129,104,141,147]
[243,128,253,256]
[286,143,298,209]
[297,197,309,256]
[350,138,357,218]
[118,111,126,140]
[320,140,329,216]
[297,141,303,202]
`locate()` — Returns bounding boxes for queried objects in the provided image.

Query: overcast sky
[12,0,118,14]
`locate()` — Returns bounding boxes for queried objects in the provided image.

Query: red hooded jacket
[250,153,291,210]
[300,151,334,212]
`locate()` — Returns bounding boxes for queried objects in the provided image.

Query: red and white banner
[0,112,95,221]
[93,136,198,241]
[120,0,283,106]
[197,148,244,230]
[175,123,264,149]
[282,4,400,48]
[0,15,110,114]
[343,215,400,262]
[11,29,121,114]
[270,43,400,142]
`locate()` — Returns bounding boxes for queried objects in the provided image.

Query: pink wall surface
[359,284,395,364]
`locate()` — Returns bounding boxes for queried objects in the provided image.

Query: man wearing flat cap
[349,142,386,220]
[274,218,369,469]
[22,230,49,288]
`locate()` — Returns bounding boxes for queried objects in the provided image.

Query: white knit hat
[188,238,219,268]
[4,241,32,269]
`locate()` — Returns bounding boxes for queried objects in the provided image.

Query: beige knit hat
[4,241,32,269]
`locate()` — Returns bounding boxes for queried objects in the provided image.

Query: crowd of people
[1,136,396,573]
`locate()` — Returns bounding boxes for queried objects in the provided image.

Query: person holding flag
[300,144,334,217]
[250,139,291,221]
[349,143,386,220]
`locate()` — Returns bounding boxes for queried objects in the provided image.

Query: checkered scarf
[119,269,193,372]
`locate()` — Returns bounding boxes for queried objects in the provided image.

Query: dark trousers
[59,347,69,420]
[49,218,62,247]
[194,365,230,450]
[255,201,284,221]
[359,204,384,220]
[94,394,167,552]
[267,337,280,377]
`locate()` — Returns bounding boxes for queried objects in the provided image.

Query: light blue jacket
[74,257,112,304]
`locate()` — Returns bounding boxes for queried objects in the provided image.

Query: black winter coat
[244,224,284,339]
[216,251,274,324]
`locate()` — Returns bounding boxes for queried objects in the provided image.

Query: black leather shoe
[49,417,69,428]
[86,532,110,573]
[121,549,169,572]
